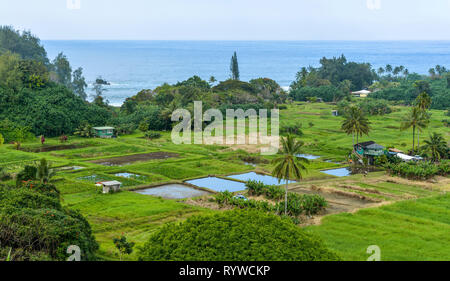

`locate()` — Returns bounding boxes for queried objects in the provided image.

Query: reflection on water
[321,166,379,177]
[227,172,295,185]
[135,184,210,199]
[296,154,321,160]
[115,172,148,181]
[186,177,247,192]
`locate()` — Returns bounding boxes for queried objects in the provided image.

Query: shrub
[246,180,266,196]
[385,161,449,180]
[0,167,11,181]
[280,124,303,136]
[144,131,161,140]
[15,165,38,187]
[0,183,98,260]
[275,193,327,217]
[138,209,340,261]
[232,181,326,216]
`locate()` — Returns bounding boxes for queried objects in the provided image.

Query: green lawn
[307,194,450,261]
[63,189,214,260]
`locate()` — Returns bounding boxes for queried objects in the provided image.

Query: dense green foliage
[290,85,349,102]
[290,55,375,93]
[0,182,98,261]
[245,180,327,216]
[385,160,449,180]
[371,76,449,110]
[0,26,48,64]
[215,191,274,212]
[0,84,111,136]
[338,99,392,116]
[0,27,112,137]
[138,209,339,261]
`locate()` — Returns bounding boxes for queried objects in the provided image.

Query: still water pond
[227,172,295,185]
[186,177,247,192]
[135,184,210,199]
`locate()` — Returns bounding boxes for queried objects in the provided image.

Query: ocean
[42,40,450,106]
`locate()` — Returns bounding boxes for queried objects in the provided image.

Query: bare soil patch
[90,152,179,166]
[21,144,90,153]
[289,185,378,215]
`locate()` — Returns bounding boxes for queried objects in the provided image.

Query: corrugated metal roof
[93,127,115,130]
[100,181,122,186]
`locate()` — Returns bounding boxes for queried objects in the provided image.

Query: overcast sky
[1,0,450,40]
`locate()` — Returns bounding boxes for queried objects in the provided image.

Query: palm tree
[414,92,432,149]
[272,135,309,216]
[403,68,409,78]
[423,133,448,162]
[385,64,393,74]
[377,67,385,77]
[401,107,428,155]
[341,106,371,148]
[429,68,436,78]
[36,158,55,184]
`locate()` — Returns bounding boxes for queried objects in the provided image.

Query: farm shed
[354,141,385,165]
[93,127,115,138]
[98,181,122,194]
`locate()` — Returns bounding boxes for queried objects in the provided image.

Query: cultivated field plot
[89,151,180,166]
[1,102,448,261]
[307,194,450,261]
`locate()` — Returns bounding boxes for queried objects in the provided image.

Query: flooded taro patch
[320,167,380,177]
[115,172,149,181]
[186,177,247,192]
[135,184,211,199]
[90,152,179,166]
[56,166,85,171]
[321,167,352,177]
[76,174,141,187]
[227,172,296,185]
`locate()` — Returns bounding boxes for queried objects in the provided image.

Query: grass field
[307,194,450,261]
[0,102,448,260]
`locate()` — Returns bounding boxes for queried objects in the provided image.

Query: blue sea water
[42,40,450,106]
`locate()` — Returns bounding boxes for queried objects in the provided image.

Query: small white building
[351,90,371,98]
[97,181,122,194]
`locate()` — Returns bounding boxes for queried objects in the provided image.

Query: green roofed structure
[93,127,115,138]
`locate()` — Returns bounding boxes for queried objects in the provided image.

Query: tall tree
[385,64,393,74]
[230,51,240,80]
[377,67,385,77]
[271,135,309,215]
[208,76,217,86]
[401,107,428,155]
[52,52,72,87]
[414,92,431,149]
[403,68,409,78]
[92,76,108,106]
[72,67,88,100]
[0,26,49,64]
[341,106,371,147]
